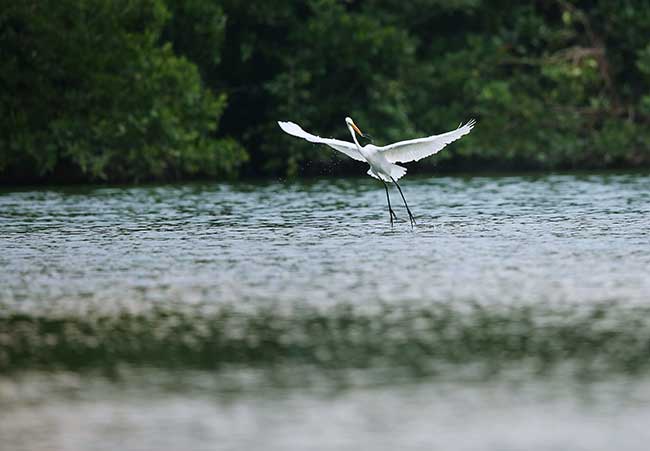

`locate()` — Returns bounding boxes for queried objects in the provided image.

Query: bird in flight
[278,117,476,227]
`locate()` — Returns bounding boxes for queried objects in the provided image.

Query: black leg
[383,181,398,226]
[391,177,416,227]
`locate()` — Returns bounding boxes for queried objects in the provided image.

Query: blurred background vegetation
[1,0,649,183]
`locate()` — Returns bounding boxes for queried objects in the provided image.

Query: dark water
[1,173,650,450]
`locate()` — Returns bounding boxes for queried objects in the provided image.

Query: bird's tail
[367,164,407,182]
[389,164,407,181]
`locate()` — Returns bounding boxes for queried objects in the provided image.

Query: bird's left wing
[378,119,476,163]
[278,121,366,162]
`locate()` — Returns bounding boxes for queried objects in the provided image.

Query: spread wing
[278,121,365,162]
[378,119,476,163]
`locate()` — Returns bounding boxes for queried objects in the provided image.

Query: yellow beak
[350,121,364,137]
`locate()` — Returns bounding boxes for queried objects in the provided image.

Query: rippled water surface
[2,173,649,307]
[1,173,650,450]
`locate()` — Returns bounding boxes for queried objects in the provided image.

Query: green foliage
[1,0,649,182]
[0,0,246,182]
[261,0,417,175]
[205,0,650,175]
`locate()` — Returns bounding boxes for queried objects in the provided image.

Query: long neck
[348,126,363,152]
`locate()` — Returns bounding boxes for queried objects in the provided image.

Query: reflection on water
[2,302,650,376]
[1,173,650,450]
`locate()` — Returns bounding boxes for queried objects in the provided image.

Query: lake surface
[1,173,650,450]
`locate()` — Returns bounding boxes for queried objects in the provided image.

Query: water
[1,173,650,450]
[2,174,649,307]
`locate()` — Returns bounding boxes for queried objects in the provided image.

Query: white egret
[278,117,476,227]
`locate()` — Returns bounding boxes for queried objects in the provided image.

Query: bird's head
[345,117,364,137]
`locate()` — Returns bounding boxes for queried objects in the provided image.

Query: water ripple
[1,174,649,308]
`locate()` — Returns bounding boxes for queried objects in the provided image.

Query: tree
[0,0,247,182]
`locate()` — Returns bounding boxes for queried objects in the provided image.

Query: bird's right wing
[377,119,476,163]
[278,121,366,162]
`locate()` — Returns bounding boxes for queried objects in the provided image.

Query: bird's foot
[389,208,398,227]
[407,210,416,227]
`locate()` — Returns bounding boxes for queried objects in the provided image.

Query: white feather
[278,121,365,162]
[378,119,476,163]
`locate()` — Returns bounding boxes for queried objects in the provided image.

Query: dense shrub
[0,0,246,182]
